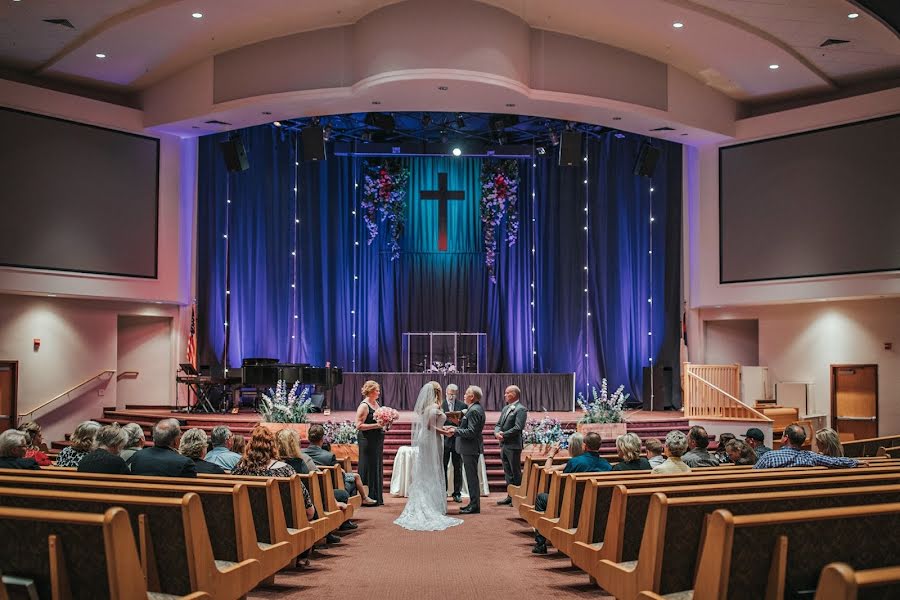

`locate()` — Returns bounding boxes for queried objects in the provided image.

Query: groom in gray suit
[452,385,486,514]
[494,385,528,505]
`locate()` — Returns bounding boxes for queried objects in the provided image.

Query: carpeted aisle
[248,493,613,599]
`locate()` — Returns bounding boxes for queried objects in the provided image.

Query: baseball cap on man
[743,427,765,442]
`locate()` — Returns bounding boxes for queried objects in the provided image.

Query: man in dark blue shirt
[532,432,610,554]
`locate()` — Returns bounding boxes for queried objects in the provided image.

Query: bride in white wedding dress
[393,381,464,531]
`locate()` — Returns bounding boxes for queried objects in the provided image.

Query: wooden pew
[0,473,293,586]
[319,464,363,511]
[665,502,900,600]
[844,434,900,458]
[565,465,900,571]
[814,562,900,600]
[0,505,210,600]
[0,486,259,600]
[597,486,900,600]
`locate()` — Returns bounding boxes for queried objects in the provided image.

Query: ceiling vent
[650,126,675,132]
[820,38,850,47]
[43,18,75,29]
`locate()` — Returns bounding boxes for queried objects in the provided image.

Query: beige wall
[116,315,174,410]
[698,299,900,436]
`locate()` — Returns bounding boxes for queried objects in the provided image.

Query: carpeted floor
[248,493,613,599]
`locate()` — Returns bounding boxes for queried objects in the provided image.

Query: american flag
[187,306,196,368]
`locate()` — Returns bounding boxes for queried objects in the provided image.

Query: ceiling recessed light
[192,12,203,19]
[371,100,381,105]
[673,22,684,29]
[452,147,462,156]
[848,12,859,19]
[769,64,780,70]
[612,116,622,121]
[95,53,107,59]
[262,111,272,115]
[505,103,516,107]
[437,86,448,91]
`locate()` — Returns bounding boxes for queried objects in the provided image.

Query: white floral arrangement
[577,379,629,424]
[259,380,313,424]
[426,361,457,375]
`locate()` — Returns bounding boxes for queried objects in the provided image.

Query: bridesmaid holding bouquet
[356,380,386,505]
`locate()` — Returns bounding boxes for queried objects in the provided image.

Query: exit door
[831,365,878,440]
[0,362,17,433]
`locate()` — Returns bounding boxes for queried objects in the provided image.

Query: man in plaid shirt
[754,424,864,469]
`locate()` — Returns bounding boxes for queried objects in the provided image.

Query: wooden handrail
[17,370,115,422]
[116,371,139,381]
[683,363,772,422]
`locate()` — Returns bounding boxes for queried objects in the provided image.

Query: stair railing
[17,370,115,424]
[682,363,771,422]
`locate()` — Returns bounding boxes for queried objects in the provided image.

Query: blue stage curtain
[197,126,681,402]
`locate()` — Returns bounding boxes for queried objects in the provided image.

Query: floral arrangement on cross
[362,159,410,260]
[480,159,519,282]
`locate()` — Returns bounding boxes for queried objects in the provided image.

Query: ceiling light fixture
[452,147,462,156]
[848,12,859,19]
[673,22,684,28]
[769,64,780,70]
[192,12,203,19]
[273,121,282,127]
[438,86,449,91]
[95,53,107,58]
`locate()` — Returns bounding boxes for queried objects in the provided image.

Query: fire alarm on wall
[886,342,893,351]
[33,338,41,350]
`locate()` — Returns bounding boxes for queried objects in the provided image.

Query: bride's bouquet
[373,406,400,431]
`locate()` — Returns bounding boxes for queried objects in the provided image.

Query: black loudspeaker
[309,394,325,413]
[301,126,326,161]
[558,131,582,167]
[219,137,249,172]
[633,143,660,178]
[642,365,673,411]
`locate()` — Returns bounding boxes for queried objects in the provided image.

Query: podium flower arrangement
[259,380,313,438]
[362,159,409,260]
[576,379,630,439]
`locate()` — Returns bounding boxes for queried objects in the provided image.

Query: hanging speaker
[301,126,327,161]
[219,137,249,172]
[558,131,582,167]
[633,143,660,178]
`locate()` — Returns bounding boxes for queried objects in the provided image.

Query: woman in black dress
[356,380,385,505]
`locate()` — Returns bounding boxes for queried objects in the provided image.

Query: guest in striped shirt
[754,424,864,469]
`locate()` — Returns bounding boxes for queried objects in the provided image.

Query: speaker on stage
[642,365,673,411]
[559,131,582,167]
[309,393,325,413]
[220,136,249,172]
[633,142,660,178]
[301,125,326,161]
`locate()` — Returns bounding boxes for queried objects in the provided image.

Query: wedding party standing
[494,385,527,505]
[442,383,466,502]
[453,385,486,514]
[356,380,386,506]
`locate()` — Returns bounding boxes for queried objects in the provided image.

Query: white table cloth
[390,445,489,497]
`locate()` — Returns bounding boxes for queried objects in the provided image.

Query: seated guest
[275,428,317,474]
[533,432,610,554]
[306,424,376,507]
[55,420,101,467]
[724,439,757,465]
[232,425,296,477]
[78,424,130,474]
[612,433,651,471]
[682,425,720,468]
[756,424,863,469]
[119,423,146,462]
[18,421,51,466]
[179,428,225,474]
[814,427,844,457]
[128,418,197,477]
[542,433,584,471]
[743,427,772,459]
[644,437,666,468]
[230,434,246,456]
[651,431,692,474]
[0,429,40,469]
[206,425,242,471]
[714,432,736,463]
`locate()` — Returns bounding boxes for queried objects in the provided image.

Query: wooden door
[0,362,17,433]
[831,365,878,440]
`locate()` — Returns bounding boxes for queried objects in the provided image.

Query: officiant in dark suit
[452,385,486,514]
[495,385,527,505]
[442,384,467,502]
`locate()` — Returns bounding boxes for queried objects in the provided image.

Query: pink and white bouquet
[373,406,400,431]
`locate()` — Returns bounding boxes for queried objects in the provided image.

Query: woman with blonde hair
[275,428,317,474]
[815,428,844,457]
[612,432,651,471]
[18,421,51,466]
[55,420,101,467]
[356,379,385,505]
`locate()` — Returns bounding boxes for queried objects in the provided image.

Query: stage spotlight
[323,124,333,141]
[422,113,432,127]
[549,131,559,146]
[273,121,282,127]
[614,132,626,139]
[452,147,462,156]
[536,146,547,155]
[440,129,449,144]
[364,112,395,133]
[456,114,466,129]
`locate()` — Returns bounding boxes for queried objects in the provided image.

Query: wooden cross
[421,172,465,251]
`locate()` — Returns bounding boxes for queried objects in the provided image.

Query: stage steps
[51,408,694,493]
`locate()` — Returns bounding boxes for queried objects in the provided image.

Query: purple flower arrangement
[480,159,519,282]
[362,160,409,260]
